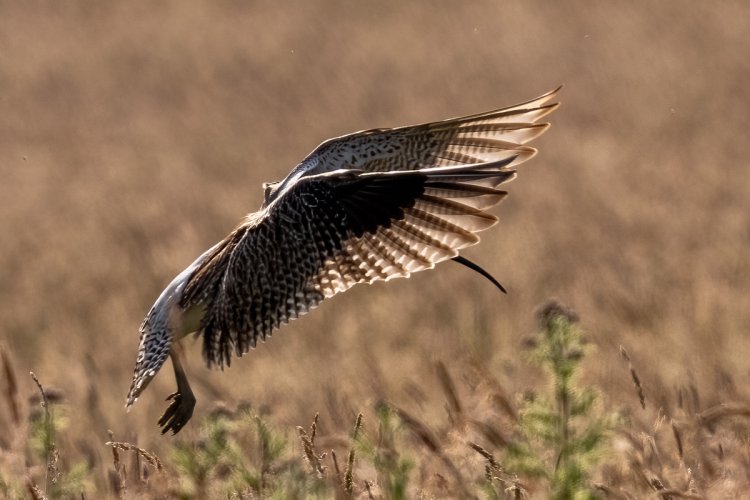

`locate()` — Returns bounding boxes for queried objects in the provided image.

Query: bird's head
[262,180,282,206]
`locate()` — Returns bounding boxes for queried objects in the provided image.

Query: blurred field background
[1,1,749,498]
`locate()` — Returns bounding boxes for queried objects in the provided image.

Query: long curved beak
[451,255,507,294]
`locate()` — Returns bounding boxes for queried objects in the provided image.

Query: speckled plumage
[126,88,560,434]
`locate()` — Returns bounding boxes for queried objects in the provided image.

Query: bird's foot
[158,390,196,435]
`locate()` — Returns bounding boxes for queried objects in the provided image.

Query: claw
[158,391,196,435]
[157,345,196,435]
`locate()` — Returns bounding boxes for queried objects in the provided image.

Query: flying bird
[126,88,560,434]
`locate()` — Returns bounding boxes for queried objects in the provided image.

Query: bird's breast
[175,303,206,340]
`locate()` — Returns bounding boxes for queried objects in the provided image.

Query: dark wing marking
[181,162,519,368]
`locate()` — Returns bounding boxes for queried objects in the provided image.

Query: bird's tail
[126,312,172,409]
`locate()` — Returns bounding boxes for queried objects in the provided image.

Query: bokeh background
[1,1,749,496]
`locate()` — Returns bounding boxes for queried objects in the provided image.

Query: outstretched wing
[182,161,519,368]
[265,87,560,204]
[182,89,560,368]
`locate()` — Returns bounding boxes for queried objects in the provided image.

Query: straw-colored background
[1,1,748,496]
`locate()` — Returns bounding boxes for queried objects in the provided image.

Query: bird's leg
[157,343,196,435]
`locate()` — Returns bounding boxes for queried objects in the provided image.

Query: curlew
[126,88,560,434]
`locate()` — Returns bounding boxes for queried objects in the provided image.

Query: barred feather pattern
[128,88,560,399]
[263,87,559,205]
[306,89,558,173]
[181,164,518,368]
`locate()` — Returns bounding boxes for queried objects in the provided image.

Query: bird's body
[127,88,560,434]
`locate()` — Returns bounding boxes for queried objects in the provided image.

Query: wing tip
[500,86,563,115]
[507,146,538,166]
[544,84,564,98]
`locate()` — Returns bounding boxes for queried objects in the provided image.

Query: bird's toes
[158,395,181,430]
[158,391,196,435]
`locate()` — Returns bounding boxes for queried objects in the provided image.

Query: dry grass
[1,1,749,498]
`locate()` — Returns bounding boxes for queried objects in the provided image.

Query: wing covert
[263,88,559,205]
[299,87,559,173]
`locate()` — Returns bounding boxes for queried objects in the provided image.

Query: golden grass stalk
[697,403,750,427]
[26,482,49,500]
[29,372,60,493]
[469,418,510,447]
[469,442,502,473]
[670,420,683,460]
[389,403,469,497]
[469,441,528,497]
[107,430,126,498]
[1,345,19,426]
[436,360,462,421]
[105,441,164,472]
[297,412,326,477]
[620,346,646,409]
[330,449,342,483]
[344,412,362,496]
[363,480,375,499]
